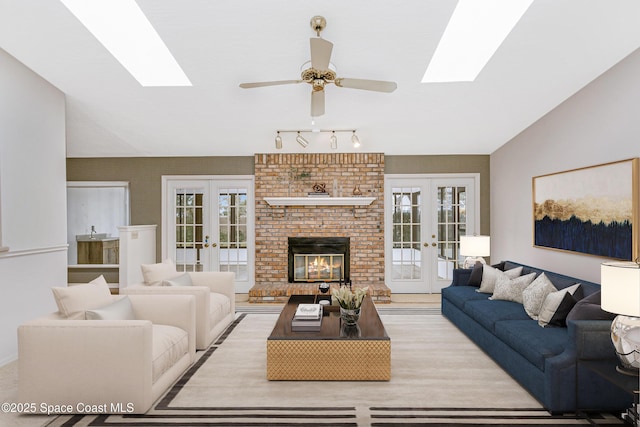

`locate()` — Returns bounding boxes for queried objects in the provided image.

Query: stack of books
[291,303,323,331]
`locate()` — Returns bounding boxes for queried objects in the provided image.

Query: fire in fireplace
[288,237,350,283]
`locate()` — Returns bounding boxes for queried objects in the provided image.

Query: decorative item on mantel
[309,182,329,197]
[332,285,368,325]
[352,185,362,196]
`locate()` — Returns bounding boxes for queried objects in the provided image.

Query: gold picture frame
[532,158,639,260]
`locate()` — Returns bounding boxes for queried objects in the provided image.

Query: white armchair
[18,293,196,414]
[121,269,236,350]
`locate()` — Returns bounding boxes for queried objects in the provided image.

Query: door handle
[204,235,210,248]
[432,242,437,247]
[211,243,217,248]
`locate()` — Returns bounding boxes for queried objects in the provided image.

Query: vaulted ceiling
[1,0,639,157]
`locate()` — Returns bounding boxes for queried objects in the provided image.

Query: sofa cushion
[478,265,523,294]
[464,299,531,332]
[490,272,537,304]
[52,283,113,317]
[494,320,569,371]
[152,324,189,383]
[85,296,136,320]
[442,285,489,310]
[209,292,232,330]
[163,273,193,287]
[566,291,616,322]
[141,259,181,286]
[522,273,557,320]
[538,284,581,327]
[89,275,108,285]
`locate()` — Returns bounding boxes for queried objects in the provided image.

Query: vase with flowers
[332,285,369,325]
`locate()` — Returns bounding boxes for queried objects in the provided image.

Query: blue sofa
[441,260,633,414]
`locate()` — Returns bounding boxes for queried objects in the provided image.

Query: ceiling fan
[239,15,397,117]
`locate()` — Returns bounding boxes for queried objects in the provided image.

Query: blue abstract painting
[533,159,638,260]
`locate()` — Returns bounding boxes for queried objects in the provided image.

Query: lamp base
[611,314,640,375]
[462,257,486,269]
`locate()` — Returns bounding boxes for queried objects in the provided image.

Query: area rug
[45,310,625,426]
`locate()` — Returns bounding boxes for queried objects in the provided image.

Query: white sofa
[18,291,196,414]
[121,265,236,350]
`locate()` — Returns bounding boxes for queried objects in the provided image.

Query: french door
[384,175,479,293]
[162,176,254,293]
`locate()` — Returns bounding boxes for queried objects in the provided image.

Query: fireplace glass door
[294,254,344,282]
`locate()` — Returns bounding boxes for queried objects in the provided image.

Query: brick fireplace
[250,153,389,302]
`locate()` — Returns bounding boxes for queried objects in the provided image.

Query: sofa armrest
[128,294,196,359]
[450,268,472,287]
[568,319,616,361]
[19,319,154,412]
[189,271,236,312]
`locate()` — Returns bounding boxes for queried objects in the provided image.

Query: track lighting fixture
[273,129,359,150]
[296,132,309,148]
[352,131,361,148]
[275,131,282,149]
[330,131,337,150]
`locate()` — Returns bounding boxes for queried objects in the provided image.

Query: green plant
[331,286,369,309]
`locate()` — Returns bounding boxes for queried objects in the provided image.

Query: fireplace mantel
[264,197,375,207]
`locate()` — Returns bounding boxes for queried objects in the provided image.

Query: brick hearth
[251,153,390,303]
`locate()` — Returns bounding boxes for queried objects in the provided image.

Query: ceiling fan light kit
[275,129,359,150]
[239,16,397,118]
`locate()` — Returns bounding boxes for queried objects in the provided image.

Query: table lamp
[601,261,640,376]
[460,235,490,269]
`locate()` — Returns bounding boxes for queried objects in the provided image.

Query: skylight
[60,0,192,87]
[422,0,534,83]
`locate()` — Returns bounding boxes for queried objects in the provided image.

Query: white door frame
[384,173,481,293]
[161,175,255,292]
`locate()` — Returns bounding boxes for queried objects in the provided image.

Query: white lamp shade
[459,235,490,257]
[601,261,640,317]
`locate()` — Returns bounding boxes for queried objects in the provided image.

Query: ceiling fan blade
[311,90,325,117]
[310,38,333,70]
[239,80,302,88]
[335,78,397,93]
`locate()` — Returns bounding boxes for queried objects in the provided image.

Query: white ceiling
[1,0,639,157]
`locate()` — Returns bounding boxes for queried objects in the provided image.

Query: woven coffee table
[267,294,390,381]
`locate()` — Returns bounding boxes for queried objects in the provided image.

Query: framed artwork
[533,158,639,260]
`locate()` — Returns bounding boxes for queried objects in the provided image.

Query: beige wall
[66,154,490,283]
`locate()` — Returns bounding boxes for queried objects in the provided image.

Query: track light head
[352,131,361,148]
[296,132,309,148]
[330,131,337,149]
[275,132,282,149]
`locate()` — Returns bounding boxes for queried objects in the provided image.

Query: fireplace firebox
[288,237,350,283]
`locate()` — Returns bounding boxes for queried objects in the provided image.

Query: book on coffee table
[294,303,321,320]
[292,304,323,331]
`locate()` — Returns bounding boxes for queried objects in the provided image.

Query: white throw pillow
[52,283,113,317]
[85,296,136,320]
[477,265,523,294]
[522,273,557,320]
[89,275,108,285]
[163,273,193,287]
[538,284,582,327]
[489,272,537,304]
[141,258,180,286]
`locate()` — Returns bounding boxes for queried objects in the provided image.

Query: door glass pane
[218,188,248,280]
[391,187,422,280]
[436,186,466,279]
[175,189,204,272]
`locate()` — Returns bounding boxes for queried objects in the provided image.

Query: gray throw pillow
[162,273,193,287]
[477,265,523,294]
[522,273,557,320]
[85,296,136,320]
[490,272,537,304]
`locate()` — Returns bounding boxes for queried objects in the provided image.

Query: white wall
[491,47,640,284]
[0,48,67,365]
